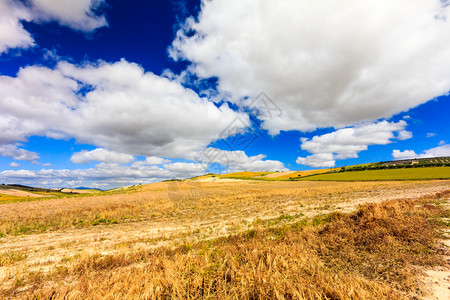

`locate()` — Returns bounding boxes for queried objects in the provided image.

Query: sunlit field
[0,179,448,299]
[297,167,450,181]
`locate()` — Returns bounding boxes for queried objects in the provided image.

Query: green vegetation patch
[298,167,450,181]
[0,251,27,266]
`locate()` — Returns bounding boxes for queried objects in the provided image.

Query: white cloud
[30,0,108,32]
[391,149,418,160]
[0,165,165,189]
[397,130,413,140]
[0,59,248,158]
[420,144,449,157]
[195,147,288,172]
[0,0,106,54]
[144,157,171,165]
[0,160,204,189]
[0,64,79,144]
[392,144,450,160]
[296,121,407,167]
[0,148,287,188]
[9,162,19,168]
[0,0,34,53]
[0,144,39,161]
[296,153,335,169]
[134,156,171,166]
[427,133,436,138]
[171,0,450,134]
[130,157,171,168]
[42,162,51,167]
[163,162,208,175]
[71,148,134,164]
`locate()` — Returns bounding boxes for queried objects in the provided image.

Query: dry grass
[219,171,267,178]
[0,181,448,299]
[0,180,448,237]
[0,251,27,267]
[3,191,448,299]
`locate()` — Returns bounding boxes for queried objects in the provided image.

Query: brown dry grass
[219,171,266,178]
[0,180,447,237]
[0,181,448,299]
[3,191,448,299]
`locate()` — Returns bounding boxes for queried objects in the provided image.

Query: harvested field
[0,180,448,299]
[0,189,50,198]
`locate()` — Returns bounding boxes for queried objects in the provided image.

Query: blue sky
[0,0,449,189]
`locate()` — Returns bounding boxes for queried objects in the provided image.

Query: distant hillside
[74,187,103,191]
[0,184,101,202]
[341,156,450,172]
[0,184,51,193]
[294,167,450,181]
[379,156,450,166]
[191,156,450,182]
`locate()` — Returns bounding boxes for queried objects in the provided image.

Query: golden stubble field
[0,179,449,299]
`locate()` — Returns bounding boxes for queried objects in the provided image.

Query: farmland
[297,166,450,181]
[0,184,102,204]
[0,178,449,299]
[195,165,450,182]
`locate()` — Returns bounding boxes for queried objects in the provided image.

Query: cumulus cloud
[0,144,39,161]
[392,144,450,160]
[163,162,208,175]
[391,150,418,160]
[171,0,450,134]
[9,162,19,168]
[71,148,134,164]
[0,0,34,53]
[397,130,413,140]
[30,0,108,31]
[296,153,335,169]
[0,160,202,189]
[0,164,167,189]
[422,144,449,157]
[296,121,407,167]
[142,157,171,165]
[195,147,288,172]
[0,64,80,144]
[0,59,248,158]
[130,157,171,169]
[0,0,106,54]
[0,147,287,188]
